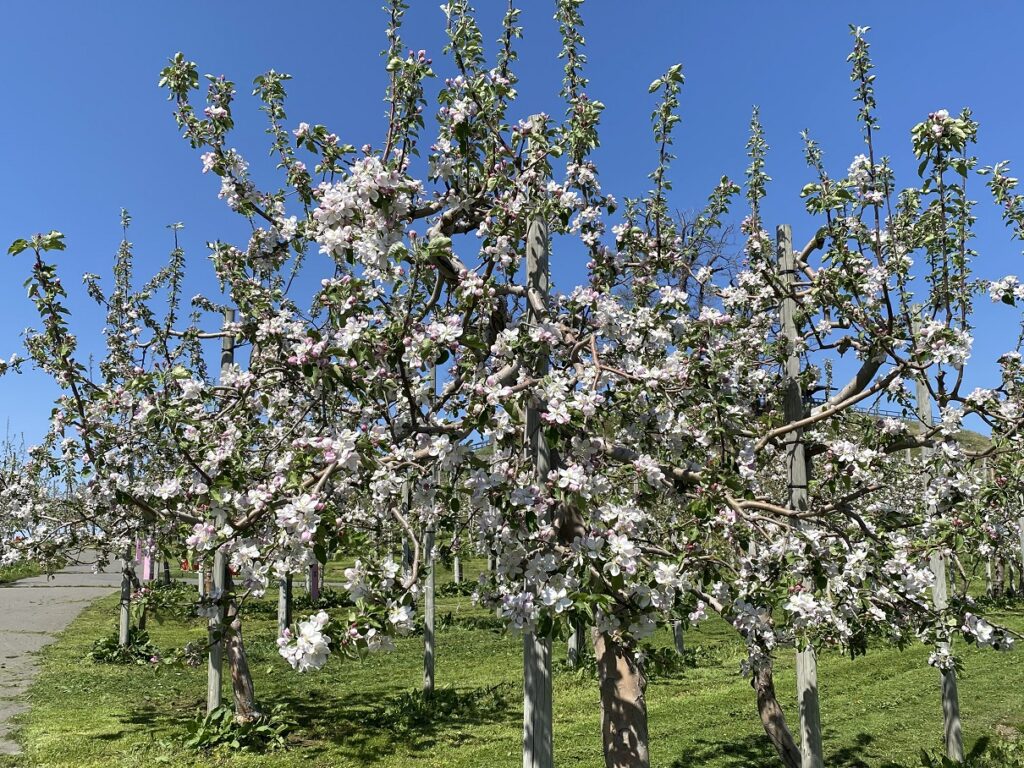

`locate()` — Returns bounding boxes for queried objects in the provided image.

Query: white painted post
[914,354,964,762]
[523,218,553,768]
[207,308,235,714]
[453,553,462,584]
[778,225,823,768]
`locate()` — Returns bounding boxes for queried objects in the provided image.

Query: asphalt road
[0,558,121,755]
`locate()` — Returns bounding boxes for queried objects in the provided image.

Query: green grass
[3,564,1024,767]
[0,561,42,584]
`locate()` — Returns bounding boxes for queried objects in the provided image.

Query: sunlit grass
[3,562,1024,767]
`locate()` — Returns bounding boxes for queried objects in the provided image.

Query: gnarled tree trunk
[753,661,800,768]
[593,630,649,768]
[225,577,259,721]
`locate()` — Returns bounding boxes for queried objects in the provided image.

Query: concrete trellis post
[914,369,964,762]
[672,621,685,655]
[277,575,293,636]
[207,309,235,714]
[307,563,320,601]
[778,225,823,768]
[567,617,584,667]
[523,218,554,768]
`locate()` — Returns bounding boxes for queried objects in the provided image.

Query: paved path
[0,559,121,754]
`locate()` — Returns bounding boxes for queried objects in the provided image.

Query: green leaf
[7,239,28,256]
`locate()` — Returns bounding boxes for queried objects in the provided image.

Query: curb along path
[0,559,122,755]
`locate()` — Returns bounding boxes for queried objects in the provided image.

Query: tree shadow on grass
[119,683,517,762]
[674,731,914,768]
[278,682,519,761]
[671,733,780,768]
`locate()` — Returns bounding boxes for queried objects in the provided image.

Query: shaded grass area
[0,561,42,584]
[3,564,1024,767]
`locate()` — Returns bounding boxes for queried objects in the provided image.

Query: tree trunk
[593,630,650,768]
[753,662,801,768]
[225,576,259,721]
[118,551,133,647]
[423,527,436,697]
[453,555,462,584]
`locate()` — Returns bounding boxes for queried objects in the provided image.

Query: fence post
[523,218,554,768]
[914,343,964,763]
[778,225,823,768]
[207,308,235,714]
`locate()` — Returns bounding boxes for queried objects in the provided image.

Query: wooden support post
[778,225,823,768]
[915,355,964,762]
[523,218,553,768]
[453,554,462,584]
[207,309,235,714]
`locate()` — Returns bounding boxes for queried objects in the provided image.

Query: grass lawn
[0,561,42,584]
[3,562,1024,767]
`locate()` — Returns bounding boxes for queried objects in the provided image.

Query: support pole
[567,616,584,667]
[308,563,320,602]
[277,575,293,636]
[523,218,553,768]
[778,225,823,768]
[207,308,235,714]
[915,344,964,763]
[672,621,685,656]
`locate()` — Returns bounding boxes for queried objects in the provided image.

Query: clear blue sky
[2,1,1023,444]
